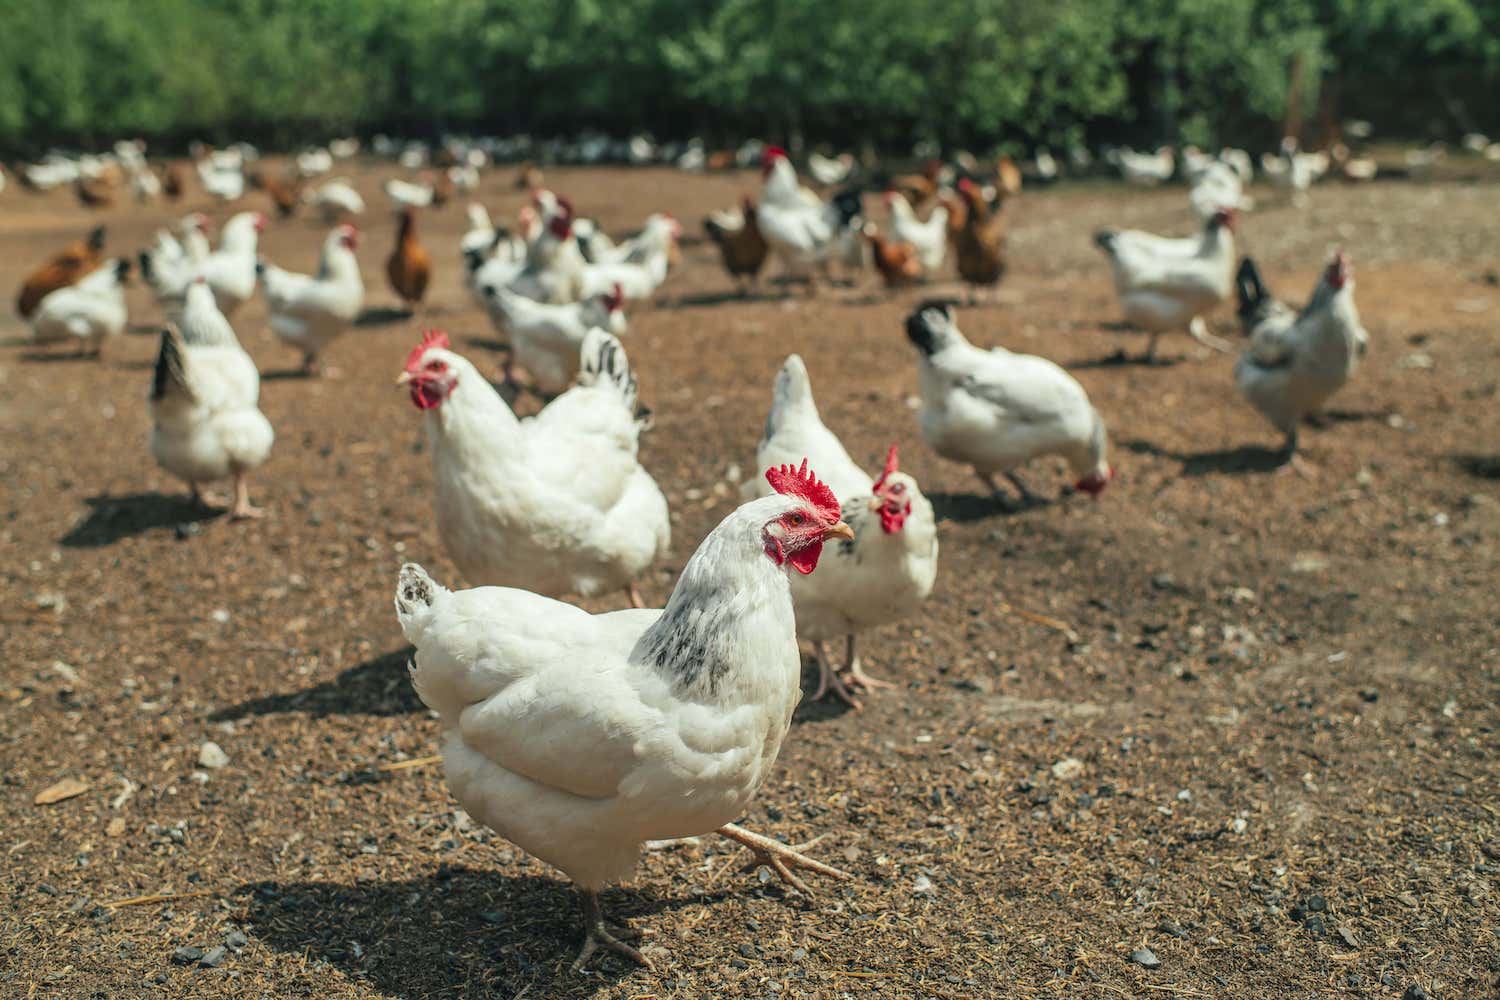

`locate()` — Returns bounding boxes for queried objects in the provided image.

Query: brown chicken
[702,196,769,294]
[160,162,185,199]
[16,226,107,318]
[514,162,544,191]
[953,178,1005,302]
[995,155,1023,203]
[386,208,431,314]
[706,150,738,171]
[431,171,453,207]
[864,224,922,289]
[890,159,944,208]
[249,168,302,218]
[75,176,113,209]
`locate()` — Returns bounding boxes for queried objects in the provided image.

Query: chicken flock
[10,131,1382,972]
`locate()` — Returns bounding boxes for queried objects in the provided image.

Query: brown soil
[2,163,1497,999]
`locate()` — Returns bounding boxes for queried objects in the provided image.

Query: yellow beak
[867,497,884,512]
[824,521,855,542]
[396,371,413,386]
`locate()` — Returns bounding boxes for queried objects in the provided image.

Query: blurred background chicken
[16,226,107,319]
[386,208,431,314]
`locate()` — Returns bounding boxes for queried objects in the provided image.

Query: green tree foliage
[0,0,1495,154]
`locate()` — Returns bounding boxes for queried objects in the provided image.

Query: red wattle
[790,540,823,575]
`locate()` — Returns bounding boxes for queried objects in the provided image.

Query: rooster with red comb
[745,355,938,706]
[395,458,855,970]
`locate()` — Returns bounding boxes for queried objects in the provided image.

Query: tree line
[2,0,1495,156]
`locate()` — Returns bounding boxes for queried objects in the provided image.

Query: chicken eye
[426,360,443,371]
[891,483,906,494]
[788,513,804,526]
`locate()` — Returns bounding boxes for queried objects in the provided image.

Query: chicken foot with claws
[571,888,652,972]
[716,823,852,895]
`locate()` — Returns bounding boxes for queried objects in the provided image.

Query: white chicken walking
[746,355,938,706]
[1093,209,1237,361]
[884,191,949,273]
[905,302,1113,505]
[394,460,856,968]
[756,147,864,287]
[148,280,274,519]
[258,223,365,375]
[401,329,669,606]
[1233,252,1369,475]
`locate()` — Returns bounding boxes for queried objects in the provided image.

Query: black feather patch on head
[904,300,957,356]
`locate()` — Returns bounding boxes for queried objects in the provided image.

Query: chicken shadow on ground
[1122,438,1286,476]
[59,493,220,548]
[208,647,422,721]
[1306,408,1394,427]
[355,306,415,327]
[927,491,1043,523]
[17,350,100,363]
[669,289,782,308]
[1453,454,1500,480]
[238,870,676,999]
[1065,348,1184,370]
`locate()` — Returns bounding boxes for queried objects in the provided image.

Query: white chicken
[904,302,1113,504]
[296,148,333,178]
[756,147,864,285]
[140,211,264,319]
[479,282,627,394]
[579,216,679,301]
[393,460,854,968]
[884,191,948,272]
[400,329,669,606]
[1112,146,1175,186]
[30,259,131,358]
[807,151,856,187]
[196,159,245,201]
[1261,138,1318,207]
[746,355,938,706]
[1093,208,1237,360]
[302,178,366,221]
[1188,161,1254,220]
[508,196,587,304]
[384,176,438,210]
[148,280,274,519]
[258,223,365,374]
[1233,253,1369,474]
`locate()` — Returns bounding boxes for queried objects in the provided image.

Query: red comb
[404,329,449,372]
[871,444,900,491]
[765,459,840,524]
[606,282,624,310]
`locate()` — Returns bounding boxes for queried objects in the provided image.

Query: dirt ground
[2,161,1497,1000]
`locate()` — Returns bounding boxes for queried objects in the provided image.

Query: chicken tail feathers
[765,353,814,441]
[578,328,638,413]
[150,328,191,402]
[395,563,446,645]
[1235,257,1273,321]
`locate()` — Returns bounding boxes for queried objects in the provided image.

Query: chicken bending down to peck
[755,146,863,291]
[258,224,364,375]
[29,258,130,358]
[148,280,274,519]
[1234,252,1369,476]
[394,460,857,968]
[747,356,938,706]
[478,281,627,396]
[16,225,107,319]
[401,329,669,607]
[1093,209,1236,362]
[905,302,1113,506]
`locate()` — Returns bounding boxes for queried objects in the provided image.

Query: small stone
[1051,757,1084,780]
[209,609,231,624]
[729,957,748,970]
[478,911,507,925]
[173,522,200,540]
[1131,947,1160,968]
[1176,789,1191,802]
[1336,925,1358,948]
[1230,817,1248,834]
[912,874,934,894]
[197,742,229,769]
[225,930,248,950]
[1304,914,1326,936]
[738,942,755,959]
[171,946,204,966]
[199,946,227,968]
[1151,573,1177,591]
[790,947,808,961]
[1402,987,1432,1000]
[1306,894,1327,912]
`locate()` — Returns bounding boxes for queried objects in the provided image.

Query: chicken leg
[1275,431,1317,478]
[229,471,264,520]
[1187,315,1234,354]
[840,635,896,693]
[571,888,651,971]
[716,823,853,895]
[1005,471,1042,506]
[191,483,228,511]
[625,583,646,609]
[811,640,862,708]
